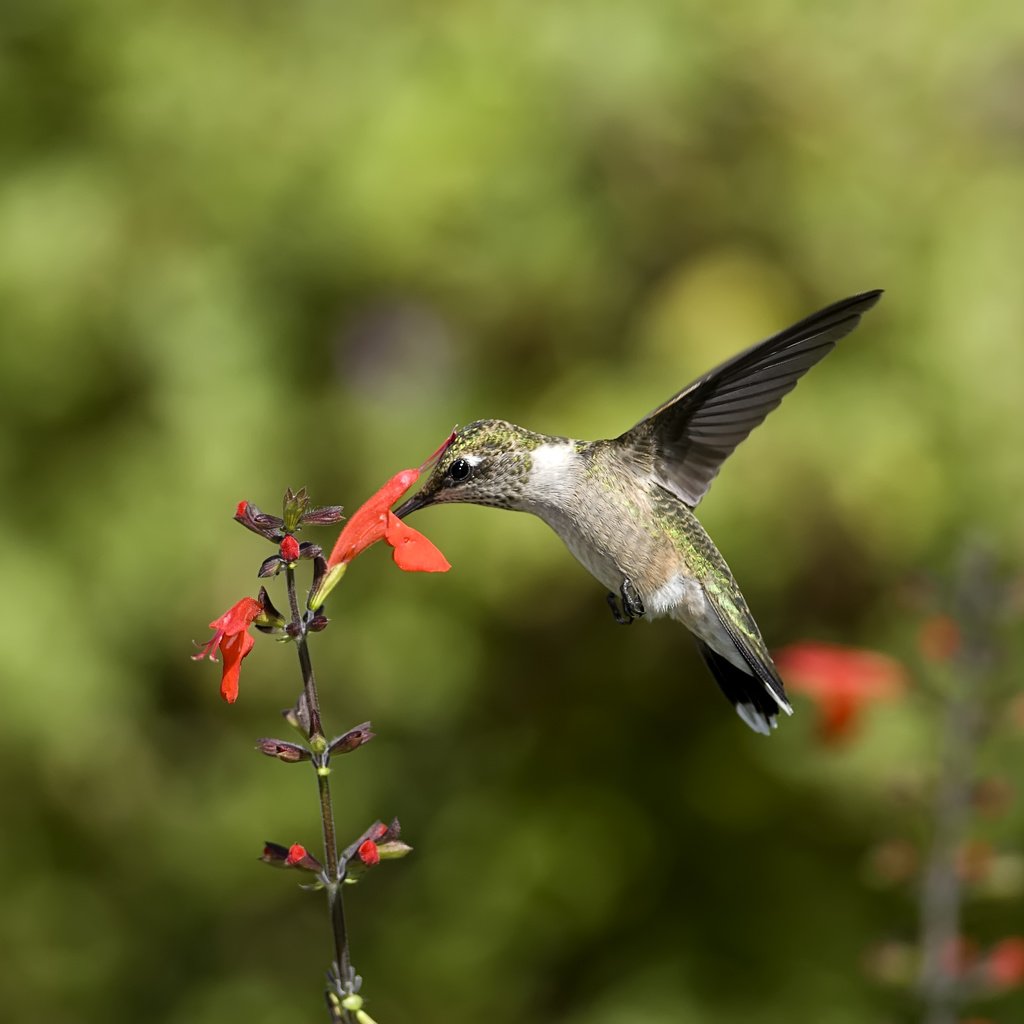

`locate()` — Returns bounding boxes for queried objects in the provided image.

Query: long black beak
[394,492,429,519]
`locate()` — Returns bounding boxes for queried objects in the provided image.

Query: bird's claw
[606,577,645,625]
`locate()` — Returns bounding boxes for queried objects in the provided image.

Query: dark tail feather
[697,641,788,736]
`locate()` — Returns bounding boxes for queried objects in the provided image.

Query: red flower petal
[385,511,451,572]
[326,468,420,567]
[219,629,255,703]
[357,840,380,866]
[192,596,263,662]
[285,843,307,866]
[208,596,264,635]
[280,535,300,562]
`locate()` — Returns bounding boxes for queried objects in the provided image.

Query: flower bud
[280,535,300,563]
[301,504,345,526]
[235,501,285,540]
[258,554,283,578]
[284,843,323,872]
[257,738,311,763]
[329,722,375,755]
[282,487,311,534]
[282,692,312,735]
[260,841,292,867]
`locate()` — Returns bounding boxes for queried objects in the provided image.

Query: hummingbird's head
[395,419,555,518]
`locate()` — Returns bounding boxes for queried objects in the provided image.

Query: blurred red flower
[986,936,1024,990]
[774,641,907,743]
[192,596,264,703]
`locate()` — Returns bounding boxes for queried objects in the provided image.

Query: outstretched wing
[618,290,882,507]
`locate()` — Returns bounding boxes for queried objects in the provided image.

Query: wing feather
[617,290,883,506]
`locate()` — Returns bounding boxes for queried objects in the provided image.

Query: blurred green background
[3,1,1024,1021]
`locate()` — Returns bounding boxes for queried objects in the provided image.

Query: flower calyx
[260,841,323,874]
[283,486,344,534]
[257,738,311,763]
[328,722,375,756]
[341,819,411,883]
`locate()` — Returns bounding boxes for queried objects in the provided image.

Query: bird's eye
[447,457,472,482]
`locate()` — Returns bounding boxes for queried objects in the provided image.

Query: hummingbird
[395,290,882,734]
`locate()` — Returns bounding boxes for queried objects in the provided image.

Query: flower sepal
[235,501,285,541]
[329,722,375,755]
[341,819,405,883]
[257,738,311,763]
[282,693,313,737]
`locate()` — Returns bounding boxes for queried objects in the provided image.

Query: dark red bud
[257,738,311,763]
[308,613,330,632]
[328,722,374,755]
[235,501,285,539]
[258,555,283,578]
[260,841,292,866]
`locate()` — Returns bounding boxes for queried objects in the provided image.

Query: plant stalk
[285,564,355,1010]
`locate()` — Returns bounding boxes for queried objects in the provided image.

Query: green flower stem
[284,564,356,1010]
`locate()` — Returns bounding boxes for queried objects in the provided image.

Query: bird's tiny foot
[606,590,631,625]
[620,577,645,620]
[606,578,644,625]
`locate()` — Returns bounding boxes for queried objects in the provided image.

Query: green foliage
[2,1,1023,1021]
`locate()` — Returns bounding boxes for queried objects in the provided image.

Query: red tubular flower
[773,641,907,744]
[192,596,264,703]
[311,465,450,609]
[326,468,449,570]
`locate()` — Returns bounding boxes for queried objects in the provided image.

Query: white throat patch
[528,442,576,501]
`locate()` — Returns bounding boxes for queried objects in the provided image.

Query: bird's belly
[537,500,749,674]
[653,574,748,670]
[557,527,628,595]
